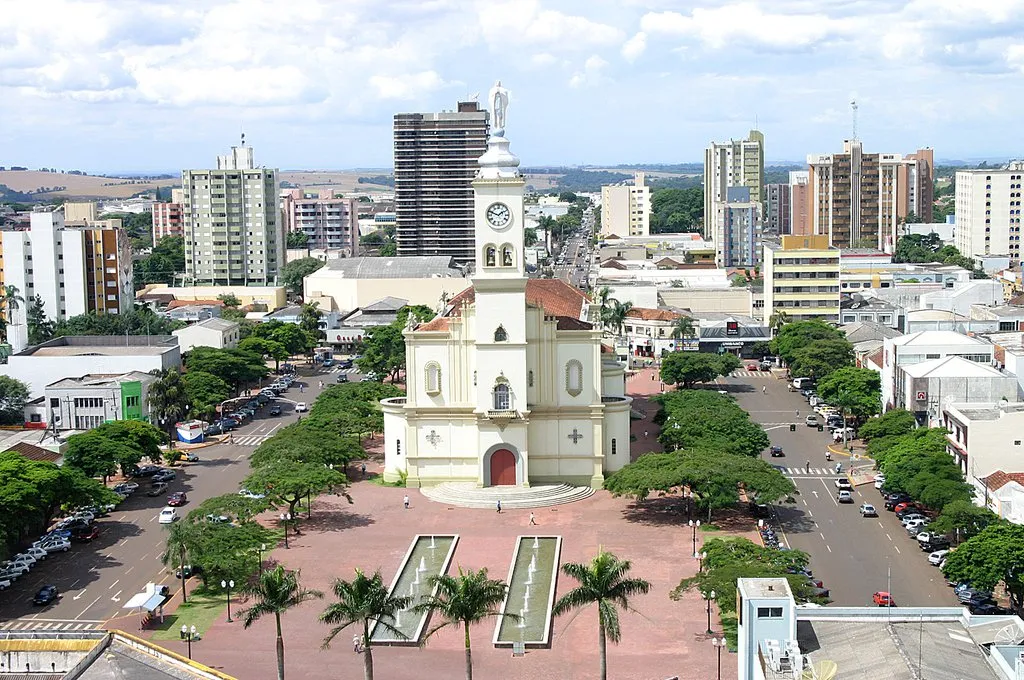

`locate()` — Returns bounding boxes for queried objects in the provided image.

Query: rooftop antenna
[240,130,246,147]
[850,99,858,141]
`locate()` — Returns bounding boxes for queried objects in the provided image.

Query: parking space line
[894,545,901,554]
[139,553,149,562]
[886,533,892,541]
[108,579,119,590]
[826,545,832,553]
[819,532,826,542]
[821,478,839,507]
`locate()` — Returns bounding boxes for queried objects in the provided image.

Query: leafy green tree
[26,294,55,344]
[601,299,633,336]
[942,523,1024,610]
[250,321,310,356]
[299,302,324,344]
[552,551,651,680]
[789,338,854,380]
[238,565,324,680]
[239,337,289,371]
[286,231,310,249]
[0,284,24,342]
[320,569,412,680]
[182,370,232,420]
[416,567,512,680]
[188,493,270,524]
[281,257,326,295]
[768,310,790,336]
[185,346,269,391]
[243,459,349,519]
[378,242,397,256]
[660,352,738,388]
[92,420,166,463]
[523,227,538,247]
[650,187,702,233]
[669,316,697,340]
[218,293,242,308]
[161,521,202,602]
[54,308,182,337]
[815,367,881,422]
[858,409,916,441]
[148,368,189,445]
[356,324,406,380]
[653,390,768,457]
[893,232,943,263]
[877,428,972,511]
[250,422,361,470]
[929,500,1001,544]
[770,320,844,365]
[133,236,185,288]
[64,431,143,482]
[0,375,30,425]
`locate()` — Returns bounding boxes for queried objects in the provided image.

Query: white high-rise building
[955,162,1024,266]
[600,172,650,237]
[705,131,765,264]
[182,143,282,286]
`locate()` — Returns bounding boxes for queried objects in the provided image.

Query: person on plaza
[403,494,410,509]
[825,450,832,461]
[353,633,362,653]
[319,380,324,389]
[529,512,537,525]
[806,460,811,473]
[361,463,367,476]
[496,499,502,513]
[835,462,842,474]
[762,385,767,394]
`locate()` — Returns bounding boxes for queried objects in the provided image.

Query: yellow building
[136,284,287,310]
[763,235,840,325]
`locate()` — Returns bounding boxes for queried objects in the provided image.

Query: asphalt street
[0,364,355,632]
[718,371,958,608]
[553,230,591,289]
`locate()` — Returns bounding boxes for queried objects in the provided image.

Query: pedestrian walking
[496,499,502,513]
[361,463,367,476]
[762,385,767,394]
[229,434,234,445]
[319,380,324,389]
[805,460,811,473]
[644,430,649,438]
[403,495,410,509]
[529,512,537,525]
[353,633,362,653]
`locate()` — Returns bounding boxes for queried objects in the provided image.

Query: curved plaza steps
[419,482,595,509]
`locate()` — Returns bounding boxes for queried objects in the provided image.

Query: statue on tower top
[489,81,510,136]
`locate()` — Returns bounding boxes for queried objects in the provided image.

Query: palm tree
[552,550,651,680]
[604,299,633,338]
[0,284,24,342]
[160,522,200,603]
[238,565,323,680]
[768,309,790,336]
[415,567,513,680]
[319,569,412,680]
[594,286,612,325]
[147,368,188,448]
[669,316,697,340]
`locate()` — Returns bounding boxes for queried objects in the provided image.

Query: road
[719,369,957,608]
[0,363,359,632]
[553,231,591,289]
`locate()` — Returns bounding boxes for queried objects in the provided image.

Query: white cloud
[621,32,647,62]
[369,71,449,100]
[477,0,622,50]
[568,55,608,88]
[1006,43,1024,70]
[530,53,557,67]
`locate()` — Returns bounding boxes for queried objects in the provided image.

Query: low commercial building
[839,295,903,329]
[172,317,240,353]
[896,355,1020,425]
[842,321,902,366]
[698,314,770,357]
[981,471,1024,524]
[763,235,841,324]
[969,304,1024,332]
[737,576,1024,680]
[302,255,469,312]
[943,401,1024,502]
[34,371,157,431]
[881,330,996,409]
[918,279,1004,316]
[622,307,688,361]
[2,335,180,398]
[324,296,409,354]
[136,284,287,311]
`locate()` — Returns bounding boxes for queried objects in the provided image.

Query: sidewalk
[625,365,666,460]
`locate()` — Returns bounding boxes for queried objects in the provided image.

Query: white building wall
[62,230,88,318]
[956,167,1022,264]
[4,350,180,399]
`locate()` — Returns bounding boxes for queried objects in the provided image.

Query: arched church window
[501,244,514,267]
[485,246,496,267]
[494,325,508,342]
[565,359,584,397]
[493,381,511,411]
[424,361,441,395]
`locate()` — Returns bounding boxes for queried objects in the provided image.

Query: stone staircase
[419,482,595,509]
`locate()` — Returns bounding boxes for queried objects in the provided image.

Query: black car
[132,465,162,478]
[769,445,784,457]
[336,374,349,383]
[175,564,203,579]
[921,536,951,552]
[748,501,771,518]
[969,602,1010,615]
[32,585,60,606]
[269,405,282,416]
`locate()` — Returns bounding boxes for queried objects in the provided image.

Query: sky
[2,0,1024,173]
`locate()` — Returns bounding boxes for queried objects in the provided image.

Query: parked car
[906,522,930,537]
[859,503,877,517]
[0,565,29,581]
[900,513,927,526]
[363,371,382,382]
[70,526,99,542]
[921,536,951,552]
[895,503,924,518]
[769,445,784,457]
[969,602,1010,615]
[336,374,349,383]
[113,482,139,495]
[269,405,282,416]
[34,537,70,553]
[759,362,773,371]
[238,489,266,500]
[805,415,819,427]
[746,362,759,371]
[152,470,176,483]
[218,418,238,431]
[873,474,886,490]
[884,494,912,510]
[0,578,10,590]
[132,465,163,478]
[928,550,950,566]
[56,517,91,532]
[205,513,230,524]
[32,585,60,606]
[322,358,334,367]
[837,490,854,503]
[873,591,895,607]
[205,423,225,436]
[175,564,203,579]
[338,358,353,369]
[748,501,771,518]
[835,478,853,490]
[295,402,308,412]
[167,492,188,507]
[158,507,178,524]
[148,482,169,496]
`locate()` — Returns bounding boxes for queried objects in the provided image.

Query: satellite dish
[994,624,1023,645]
[802,660,838,680]
[851,293,864,303]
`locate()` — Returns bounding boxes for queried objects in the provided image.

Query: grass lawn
[150,591,228,641]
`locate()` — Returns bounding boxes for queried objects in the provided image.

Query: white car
[0,578,9,590]
[34,538,70,553]
[238,489,266,500]
[0,563,29,579]
[295,402,308,413]
[928,550,950,566]
[158,507,178,524]
[873,474,886,489]
[22,546,47,561]
[11,553,38,566]
[901,513,927,526]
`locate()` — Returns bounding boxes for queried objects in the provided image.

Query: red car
[167,492,188,507]
[70,525,99,542]
[746,363,759,370]
[873,591,895,607]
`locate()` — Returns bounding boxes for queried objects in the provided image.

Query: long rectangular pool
[493,535,562,647]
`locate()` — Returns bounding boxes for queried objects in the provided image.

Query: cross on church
[426,430,441,446]
[567,428,583,444]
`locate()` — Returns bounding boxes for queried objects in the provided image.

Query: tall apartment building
[765,183,791,235]
[1,208,134,351]
[152,188,184,241]
[600,172,650,237]
[704,130,765,264]
[282,189,358,255]
[807,141,934,251]
[181,144,282,286]
[763,235,841,325]
[394,100,488,262]
[789,171,811,236]
[955,162,1024,265]
[710,186,760,267]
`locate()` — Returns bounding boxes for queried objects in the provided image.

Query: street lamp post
[704,589,716,634]
[689,519,701,558]
[221,580,235,623]
[684,489,692,522]
[280,513,291,549]
[711,636,726,679]
[181,624,197,659]
[699,550,708,573]
[256,542,266,573]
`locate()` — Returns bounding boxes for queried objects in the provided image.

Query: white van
[792,377,814,390]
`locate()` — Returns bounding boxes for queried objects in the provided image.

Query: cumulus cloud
[477,0,623,50]
[621,32,647,62]
[568,55,608,88]
[369,71,450,100]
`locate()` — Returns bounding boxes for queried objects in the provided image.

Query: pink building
[283,189,358,255]
[152,201,183,241]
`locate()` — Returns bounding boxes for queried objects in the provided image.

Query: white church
[381,85,632,489]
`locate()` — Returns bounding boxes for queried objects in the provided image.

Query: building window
[494,326,508,342]
[611,438,617,455]
[493,382,511,411]
[424,362,441,395]
[565,359,583,397]
[528,370,534,387]
[757,607,783,619]
[125,396,140,408]
[396,440,401,456]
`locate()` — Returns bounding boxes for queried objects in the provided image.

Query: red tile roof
[626,307,681,322]
[4,441,61,463]
[166,299,225,310]
[416,279,591,332]
[983,470,1024,491]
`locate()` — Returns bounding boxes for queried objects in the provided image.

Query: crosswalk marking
[314,366,359,375]
[0,620,101,632]
[777,466,835,476]
[729,370,776,378]
[233,434,272,447]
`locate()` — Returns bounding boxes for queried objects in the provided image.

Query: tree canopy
[770,320,846,365]
[54,308,183,337]
[185,346,269,391]
[281,257,326,295]
[858,409,916,442]
[0,375,30,425]
[942,523,1024,610]
[182,370,232,419]
[64,430,144,481]
[815,367,882,422]
[788,338,854,381]
[874,428,973,511]
[650,187,702,234]
[133,236,185,288]
[660,352,740,388]
[356,305,435,381]
[654,390,770,457]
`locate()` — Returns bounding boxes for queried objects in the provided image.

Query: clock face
[486,202,512,229]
